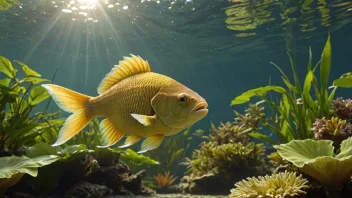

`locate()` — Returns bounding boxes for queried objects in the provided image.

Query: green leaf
[22,77,50,85]
[25,143,57,158]
[168,148,185,168]
[307,47,312,71]
[230,86,286,105]
[274,138,352,186]
[336,138,352,159]
[31,155,60,166]
[0,156,41,178]
[0,78,11,88]
[320,34,331,90]
[303,71,313,96]
[282,77,299,94]
[248,132,278,145]
[0,56,16,78]
[15,60,41,77]
[29,86,50,106]
[119,149,159,166]
[332,72,352,88]
[56,144,93,159]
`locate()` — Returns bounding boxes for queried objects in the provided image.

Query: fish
[42,55,208,153]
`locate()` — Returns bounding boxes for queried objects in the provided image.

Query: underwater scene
[1,0,352,197]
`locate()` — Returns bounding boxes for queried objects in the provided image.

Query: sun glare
[78,0,98,5]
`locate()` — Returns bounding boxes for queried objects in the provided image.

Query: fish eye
[178,93,188,103]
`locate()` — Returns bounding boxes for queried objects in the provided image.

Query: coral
[235,103,265,130]
[190,141,265,176]
[312,117,352,149]
[153,171,177,189]
[206,122,250,146]
[332,97,352,120]
[229,171,309,198]
[180,104,269,194]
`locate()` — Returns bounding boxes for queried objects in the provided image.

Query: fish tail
[41,84,94,146]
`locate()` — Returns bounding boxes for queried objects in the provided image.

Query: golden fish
[42,55,208,153]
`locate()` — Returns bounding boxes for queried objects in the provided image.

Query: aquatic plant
[190,141,265,176]
[0,56,63,155]
[0,0,18,10]
[230,35,342,144]
[274,137,352,197]
[1,142,156,197]
[144,127,195,174]
[229,170,309,198]
[119,148,159,169]
[153,171,177,189]
[179,104,269,194]
[331,97,352,120]
[70,118,103,149]
[186,106,267,176]
[0,155,60,196]
[207,121,250,146]
[312,117,352,150]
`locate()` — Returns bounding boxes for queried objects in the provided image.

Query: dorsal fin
[97,54,151,94]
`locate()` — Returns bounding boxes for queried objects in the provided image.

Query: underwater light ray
[59,20,75,59]
[69,24,83,84]
[23,12,63,62]
[90,12,103,77]
[85,23,89,86]
[96,2,124,54]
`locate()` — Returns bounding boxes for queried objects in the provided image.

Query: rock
[155,185,179,194]
[64,181,113,198]
[87,164,155,196]
[6,192,35,198]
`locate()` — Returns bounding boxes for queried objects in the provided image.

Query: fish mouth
[191,102,209,114]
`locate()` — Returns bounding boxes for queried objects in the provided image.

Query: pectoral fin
[119,136,142,148]
[137,134,164,153]
[131,113,156,126]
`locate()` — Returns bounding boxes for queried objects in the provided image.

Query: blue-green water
[1,0,352,196]
[1,0,352,129]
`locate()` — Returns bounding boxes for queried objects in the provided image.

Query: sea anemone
[312,117,352,149]
[229,171,309,198]
[332,97,352,120]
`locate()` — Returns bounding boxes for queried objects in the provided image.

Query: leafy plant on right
[274,137,352,198]
[231,34,352,147]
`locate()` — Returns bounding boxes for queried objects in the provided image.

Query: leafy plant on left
[0,56,64,155]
